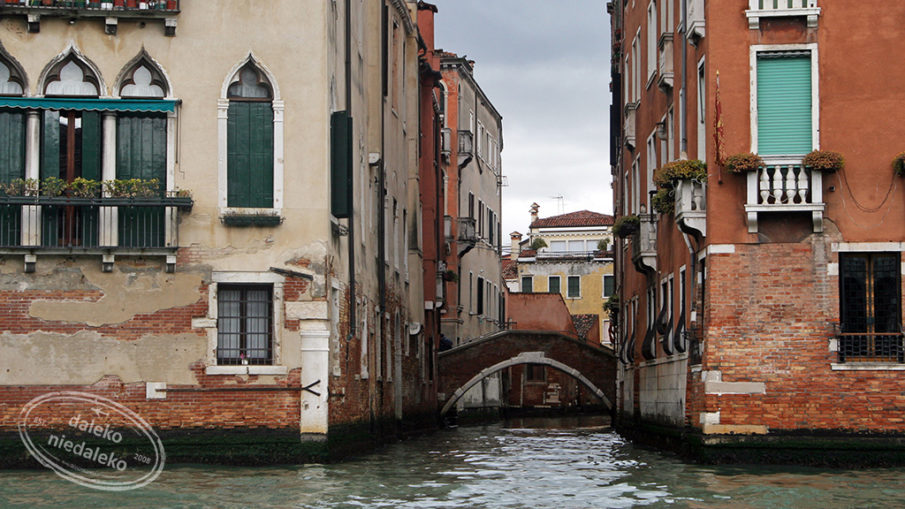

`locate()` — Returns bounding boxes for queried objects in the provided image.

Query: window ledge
[205,365,289,376]
[221,211,283,227]
[831,363,905,371]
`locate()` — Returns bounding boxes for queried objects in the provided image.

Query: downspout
[680,0,688,154]
[345,0,355,342]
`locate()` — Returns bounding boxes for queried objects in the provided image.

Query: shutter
[227,102,274,208]
[757,54,812,155]
[0,110,25,183]
[117,115,167,247]
[80,111,102,181]
[41,111,61,180]
[331,110,353,218]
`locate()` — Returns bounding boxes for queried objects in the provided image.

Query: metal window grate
[217,284,273,365]
[838,333,904,364]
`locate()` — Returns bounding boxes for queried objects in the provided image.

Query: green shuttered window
[757,53,812,155]
[227,102,274,208]
[0,110,25,247]
[331,110,353,218]
[118,115,167,247]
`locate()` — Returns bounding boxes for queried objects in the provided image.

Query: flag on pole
[713,70,725,183]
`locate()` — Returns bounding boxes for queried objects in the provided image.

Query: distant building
[610,0,905,461]
[512,204,615,345]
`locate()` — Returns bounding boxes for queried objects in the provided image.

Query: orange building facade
[610,0,905,461]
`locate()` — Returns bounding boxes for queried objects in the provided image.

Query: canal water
[1,416,902,508]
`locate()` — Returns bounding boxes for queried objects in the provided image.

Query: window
[0,56,26,247]
[603,274,615,298]
[567,276,581,298]
[647,1,657,80]
[568,240,586,253]
[227,64,273,208]
[646,132,657,201]
[217,284,273,365]
[839,253,902,362]
[631,157,641,214]
[521,275,533,293]
[549,275,561,294]
[754,49,814,156]
[477,277,485,315]
[631,31,641,102]
[696,57,706,162]
[526,364,545,383]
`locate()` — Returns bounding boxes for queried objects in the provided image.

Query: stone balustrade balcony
[674,179,706,237]
[631,213,657,274]
[744,156,824,233]
[746,0,820,29]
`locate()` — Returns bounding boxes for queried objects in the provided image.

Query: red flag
[713,70,725,183]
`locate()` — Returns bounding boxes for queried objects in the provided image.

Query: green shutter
[41,111,61,180]
[0,111,24,247]
[331,110,353,218]
[80,111,102,181]
[227,101,274,208]
[757,54,812,155]
[117,115,167,247]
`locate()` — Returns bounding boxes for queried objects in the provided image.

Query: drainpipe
[680,0,688,153]
[345,0,356,341]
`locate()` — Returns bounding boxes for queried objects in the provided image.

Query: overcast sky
[433,0,613,241]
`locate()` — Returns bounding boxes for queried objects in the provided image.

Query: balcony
[746,0,820,30]
[0,193,192,272]
[0,0,180,35]
[835,332,904,365]
[623,102,638,150]
[456,216,476,256]
[440,127,451,161]
[457,129,473,166]
[631,213,657,274]
[686,0,705,41]
[674,179,706,237]
[744,157,824,233]
[657,33,674,91]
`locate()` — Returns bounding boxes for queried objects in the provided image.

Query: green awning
[0,97,179,113]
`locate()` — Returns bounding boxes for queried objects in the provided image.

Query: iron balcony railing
[0,194,192,250]
[837,332,905,364]
[1,0,179,11]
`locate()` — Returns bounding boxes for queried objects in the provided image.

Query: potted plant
[40,177,68,197]
[0,178,38,197]
[68,177,102,198]
[651,159,707,215]
[612,214,640,238]
[802,150,844,173]
[893,152,905,176]
[442,269,458,283]
[724,152,764,174]
[529,237,547,250]
[651,187,674,215]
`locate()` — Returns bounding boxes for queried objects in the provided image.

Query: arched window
[116,58,169,247]
[0,56,26,247]
[226,63,274,209]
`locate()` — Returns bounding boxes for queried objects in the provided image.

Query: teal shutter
[0,110,25,246]
[227,101,273,208]
[41,111,61,180]
[757,54,812,155]
[117,115,167,247]
[330,110,353,218]
[80,111,102,181]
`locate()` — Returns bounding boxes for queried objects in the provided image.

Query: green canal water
[1,416,902,508]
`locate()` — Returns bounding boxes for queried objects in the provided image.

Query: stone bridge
[438,330,617,416]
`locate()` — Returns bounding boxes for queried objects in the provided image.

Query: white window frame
[204,271,287,375]
[603,274,615,298]
[218,55,284,219]
[632,30,641,102]
[748,43,820,155]
[696,56,706,163]
[632,156,641,214]
[647,1,657,82]
[646,131,657,203]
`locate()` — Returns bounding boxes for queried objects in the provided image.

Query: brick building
[0,0,436,464]
[610,0,905,460]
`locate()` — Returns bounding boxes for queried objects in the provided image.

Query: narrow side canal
[2,416,902,508]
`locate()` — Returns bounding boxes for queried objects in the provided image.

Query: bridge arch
[439,351,612,416]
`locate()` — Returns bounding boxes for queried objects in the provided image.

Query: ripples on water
[1,416,903,508]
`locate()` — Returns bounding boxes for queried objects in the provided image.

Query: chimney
[510,231,522,257]
[529,202,540,224]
